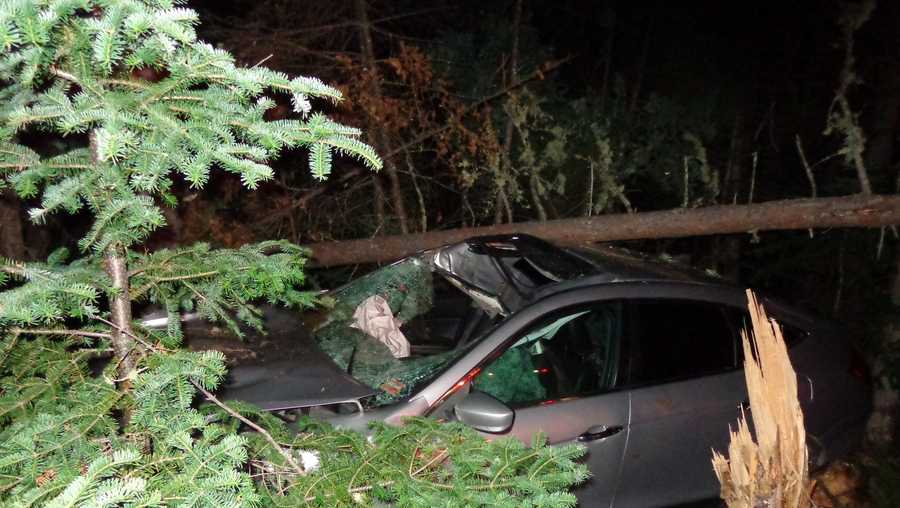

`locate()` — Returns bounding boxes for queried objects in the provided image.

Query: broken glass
[312,256,496,406]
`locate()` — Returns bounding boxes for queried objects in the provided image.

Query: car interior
[400,275,494,356]
[473,303,623,407]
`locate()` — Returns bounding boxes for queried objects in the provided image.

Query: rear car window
[726,307,809,364]
[626,300,738,385]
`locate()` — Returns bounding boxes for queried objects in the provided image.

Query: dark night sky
[188,1,850,87]
[188,0,887,149]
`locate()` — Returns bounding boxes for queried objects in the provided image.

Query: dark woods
[195,0,897,345]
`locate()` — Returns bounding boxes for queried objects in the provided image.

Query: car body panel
[616,371,745,507]
[421,282,744,505]
[177,306,379,411]
[508,392,631,507]
[223,359,376,411]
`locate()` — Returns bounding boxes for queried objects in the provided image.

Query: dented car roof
[428,234,727,312]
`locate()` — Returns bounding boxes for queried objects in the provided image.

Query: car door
[614,298,746,508]
[464,301,631,508]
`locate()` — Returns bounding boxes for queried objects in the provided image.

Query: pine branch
[147,270,220,283]
[189,379,306,477]
[9,328,111,339]
[91,315,160,352]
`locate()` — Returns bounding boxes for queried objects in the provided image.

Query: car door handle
[577,424,623,442]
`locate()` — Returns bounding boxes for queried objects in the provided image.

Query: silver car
[174,234,871,507]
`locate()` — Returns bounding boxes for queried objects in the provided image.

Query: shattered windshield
[313,256,500,406]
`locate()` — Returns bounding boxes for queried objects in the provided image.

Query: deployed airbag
[351,294,410,359]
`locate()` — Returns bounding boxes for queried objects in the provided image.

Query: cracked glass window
[315,257,499,406]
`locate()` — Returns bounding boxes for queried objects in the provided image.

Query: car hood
[222,359,376,411]
[178,306,377,411]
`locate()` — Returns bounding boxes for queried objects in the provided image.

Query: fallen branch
[10,328,111,339]
[303,193,900,267]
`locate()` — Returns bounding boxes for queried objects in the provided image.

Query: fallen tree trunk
[304,194,900,267]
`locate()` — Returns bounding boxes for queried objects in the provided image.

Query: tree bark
[529,170,548,222]
[89,131,137,393]
[372,174,386,233]
[715,109,749,281]
[104,246,137,386]
[861,33,900,448]
[867,246,900,450]
[495,0,522,225]
[355,0,409,234]
[303,194,900,267]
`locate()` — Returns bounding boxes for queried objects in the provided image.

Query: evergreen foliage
[451,80,722,221]
[0,0,380,232]
[247,417,589,507]
[0,1,587,505]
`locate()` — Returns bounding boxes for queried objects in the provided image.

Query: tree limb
[303,194,900,267]
[10,328,111,339]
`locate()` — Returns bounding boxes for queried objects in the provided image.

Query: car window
[626,300,737,385]
[472,302,624,407]
[779,323,809,347]
[725,307,809,364]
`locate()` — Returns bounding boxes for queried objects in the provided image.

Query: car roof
[434,234,735,312]
[565,244,728,285]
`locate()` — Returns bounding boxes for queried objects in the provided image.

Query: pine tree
[0,0,379,385]
[0,1,587,505]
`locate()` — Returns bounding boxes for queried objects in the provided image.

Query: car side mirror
[454,391,514,433]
